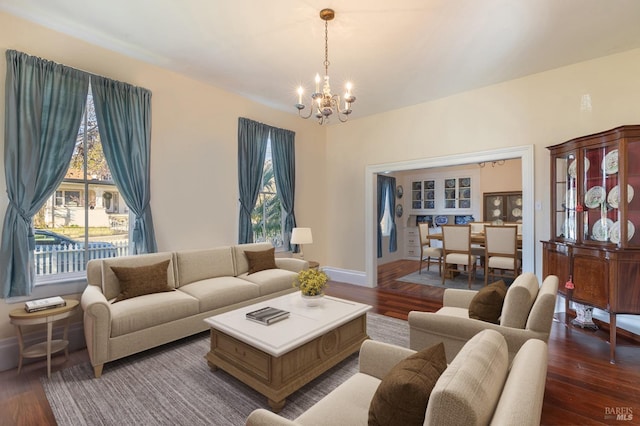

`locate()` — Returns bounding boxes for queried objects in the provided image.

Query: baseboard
[322,267,368,287]
[0,322,85,372]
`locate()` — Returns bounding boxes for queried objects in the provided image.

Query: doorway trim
[364,145,535,287]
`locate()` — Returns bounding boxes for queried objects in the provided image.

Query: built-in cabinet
[483,191,523,222]
[542,125,640,363]
[405,227,420,258]
[409,174,477,214]
[411,179,436,210]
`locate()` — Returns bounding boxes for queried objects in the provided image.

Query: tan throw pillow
[369,342,447,426]
[111,259,173,303]
[244,247,277,274]
[468,280,507,324]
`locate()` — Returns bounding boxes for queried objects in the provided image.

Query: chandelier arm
[297,105,314,119]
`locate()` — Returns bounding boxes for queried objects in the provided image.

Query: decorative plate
[459,178,471,187]
[592,218,614,242]
[602,149,619,175]
[511,208,522,218]
[584,185,606,208]
[434,215,448,226]
[395,204,403,218]
[492,208,502,218]
[493,198,501,206]
[607,184,634,209]
[396,185,403,199]
[445,179,455,188]
[514,197,522,207]
[610,220,635,244]
[568,157,590,178]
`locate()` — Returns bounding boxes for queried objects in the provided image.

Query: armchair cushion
[368,342,447,426]
[468,280,507,324]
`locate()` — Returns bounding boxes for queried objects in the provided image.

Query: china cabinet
[443,177,471,209]
[411,179,436,210]
[542,125,640,363]
[483,191,523,222]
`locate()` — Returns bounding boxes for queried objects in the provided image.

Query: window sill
[5,275,88,304]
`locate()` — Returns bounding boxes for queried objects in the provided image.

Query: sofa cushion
[232,243,273,276]
[101,252,176,300]
[175,247,235,286]
[238,268,298,296]
[500,272,539,329]
[111,260,174,303]
[109,290,200,337]
[244,247,278,274]
[178,276,260,312]
[425,329,509,425]
[468,280,507,324]
[369,342,447,426]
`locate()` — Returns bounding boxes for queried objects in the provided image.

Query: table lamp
[291,227,313,259]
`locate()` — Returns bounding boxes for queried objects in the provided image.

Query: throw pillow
[244,247,277,274]
[369,342,447,426]
[468,280,507,324]
[111,259,173,303]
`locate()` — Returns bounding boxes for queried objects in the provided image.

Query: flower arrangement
[293,269,329,296]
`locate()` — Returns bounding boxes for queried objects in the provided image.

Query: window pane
[251,139,284,249]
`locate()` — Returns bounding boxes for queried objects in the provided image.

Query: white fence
[34,241,130,276]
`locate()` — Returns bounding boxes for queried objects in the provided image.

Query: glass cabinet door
[556,153,577,240]
[582,145,616,244]
[622,140,640,246]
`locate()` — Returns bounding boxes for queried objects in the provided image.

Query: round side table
[9,299,79,378]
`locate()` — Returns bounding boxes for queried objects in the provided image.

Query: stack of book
[24,296,66,313]
[246,306,289,325]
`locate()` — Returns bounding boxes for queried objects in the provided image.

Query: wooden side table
[9,299,79,378]
[308,260,319,270]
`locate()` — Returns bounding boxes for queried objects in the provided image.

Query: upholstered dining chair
[418,223,442,275]
[441,225,478,288]
[484,225,520,285]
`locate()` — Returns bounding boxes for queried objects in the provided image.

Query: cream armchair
[408,272,558,362]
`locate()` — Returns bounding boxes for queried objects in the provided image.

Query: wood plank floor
[1,259,638,426]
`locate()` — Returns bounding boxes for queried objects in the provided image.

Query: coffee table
[204,292,371,412]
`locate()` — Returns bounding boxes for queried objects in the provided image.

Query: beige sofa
[409,272,558,362]
[81,242,307,377]
[246,329,548,425]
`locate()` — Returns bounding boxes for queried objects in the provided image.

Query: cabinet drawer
[407,247,420,256]
[212,332,270,381]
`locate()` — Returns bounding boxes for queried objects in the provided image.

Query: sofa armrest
[409,312,549,362]
[246,408,300,425]
[442,288,478,308]
[358,339,416,380]
[81,284,112,375]
[275,258,309,273]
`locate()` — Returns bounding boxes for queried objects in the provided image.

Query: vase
[301,293,324,307]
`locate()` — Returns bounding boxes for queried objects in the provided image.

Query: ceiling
[3,0,640,121]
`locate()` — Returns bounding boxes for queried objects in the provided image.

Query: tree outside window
[251,139,284,249]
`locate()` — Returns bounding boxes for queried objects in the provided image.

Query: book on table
[245,306,290,325]
[25,296,66,313]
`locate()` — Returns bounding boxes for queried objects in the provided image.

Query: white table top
[204,292,371,357]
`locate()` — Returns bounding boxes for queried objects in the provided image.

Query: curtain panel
[376,174,397,258]
[91,76,157,255]
[0,50,90,297]
[270,127,297,252]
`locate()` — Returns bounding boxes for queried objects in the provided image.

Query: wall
[479,158,522,194]
[0,12,327,346]
[323,48,640,333]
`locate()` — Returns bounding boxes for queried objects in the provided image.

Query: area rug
[396,268,509,290]
[42,312,408,426]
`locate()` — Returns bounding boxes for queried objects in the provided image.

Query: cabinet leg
[609,313,616,364]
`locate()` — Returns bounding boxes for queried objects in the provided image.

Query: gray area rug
[42,312,408,426]
[397,268,507,290]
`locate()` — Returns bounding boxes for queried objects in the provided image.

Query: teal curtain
[377,175,385,258]
[271,127,297,252]
[388,176,398,253]
[91,76,157,254]
[237,118,269,244]
[0,50,89,297]
[376,175,398,258]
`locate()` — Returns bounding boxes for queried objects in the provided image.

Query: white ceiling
[3,0,640,120]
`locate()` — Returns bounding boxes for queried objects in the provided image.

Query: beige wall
[324,48,640,276]
[0,12,327,339]
[479,158,522,194]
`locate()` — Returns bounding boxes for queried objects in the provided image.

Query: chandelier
[295,8,356,125]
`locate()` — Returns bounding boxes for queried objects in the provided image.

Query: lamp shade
[291,227,313,245]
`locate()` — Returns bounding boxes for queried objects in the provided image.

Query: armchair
[408,272,558,362]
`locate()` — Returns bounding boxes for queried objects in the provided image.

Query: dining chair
[418,223,442,275]
[441,225,478,288]
[484,225,520,285]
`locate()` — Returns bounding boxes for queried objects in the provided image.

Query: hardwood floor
[1,259,638,426]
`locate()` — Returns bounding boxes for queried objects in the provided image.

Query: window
[34,89,130,281]
[251,139,284,249]
[380,185,393,237]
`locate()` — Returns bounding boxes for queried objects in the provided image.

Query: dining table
[428,232,523,249]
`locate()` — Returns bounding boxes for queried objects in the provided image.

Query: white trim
[321,267,368,287]
[0,322,85,372]
[365,145,535,287]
